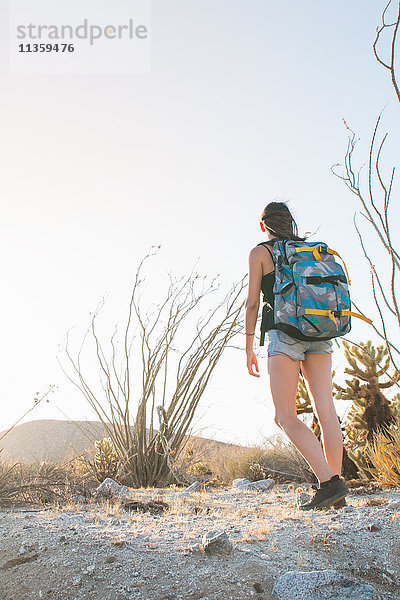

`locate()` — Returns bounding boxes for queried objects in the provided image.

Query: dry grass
[0,429,378,512]
[363,416,400,487]
[390,511,400,523]
[0,455,98,507]
[0,430,326,511]
[181,433,314,486]
[0,452,22,506]
[365,497,388,506]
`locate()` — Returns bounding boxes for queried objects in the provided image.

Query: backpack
[258,239,372,345]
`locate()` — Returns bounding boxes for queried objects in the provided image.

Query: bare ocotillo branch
[373,0,400,102]
[59,247,246,488]
[331,2,400,371]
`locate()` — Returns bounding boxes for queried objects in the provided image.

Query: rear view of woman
[245,202,349,510]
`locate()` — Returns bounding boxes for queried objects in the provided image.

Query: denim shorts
[266,329,333,361]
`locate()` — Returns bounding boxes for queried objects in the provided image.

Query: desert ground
[1,479,399,600]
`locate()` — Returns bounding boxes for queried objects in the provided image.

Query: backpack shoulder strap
[256,241,274,261]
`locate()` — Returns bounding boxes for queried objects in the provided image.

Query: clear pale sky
[1,1,399,447]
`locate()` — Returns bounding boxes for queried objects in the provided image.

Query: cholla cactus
[334,340,400,479]
[249,462,267,481]
[296,374,321,439]
[91,438,119,482]
[188,461,213,481]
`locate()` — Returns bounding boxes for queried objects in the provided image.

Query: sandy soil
[1,481,400,600]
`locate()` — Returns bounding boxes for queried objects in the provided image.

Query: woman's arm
[245,247,264,377]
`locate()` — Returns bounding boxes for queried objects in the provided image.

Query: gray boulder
[248,478,275,491]
[233,477,252,489]
[202,530,233,556]
[94,478,134,500]
[272,569,383,600]
[185,481,203,493]
[233,477,274,491]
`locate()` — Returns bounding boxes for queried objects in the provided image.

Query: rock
[202,530,233,556]
[82,564,96,575]
[19,542,39,554]
[94,478,134,500]
[104,556,117,564]
[253,582,265,593]
[271,569,383,600]
[185,481,203,493]
[387,500,400,510]
[233,478,252,488]
[232,478,275,491]
[367,524,381,532]
[72,575,82,586]
[296,493,311,508]
[247,479,275,491]
[72,494,87,504]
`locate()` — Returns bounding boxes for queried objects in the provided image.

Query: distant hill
[0,419,241,464]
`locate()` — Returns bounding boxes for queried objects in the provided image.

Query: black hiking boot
[299,477,349,511]
[310,484,347,509]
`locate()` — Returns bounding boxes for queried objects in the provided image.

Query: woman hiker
[244,201,350,510]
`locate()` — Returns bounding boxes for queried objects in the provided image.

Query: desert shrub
[0,450,22,507]
[0,453,97,507]
[363,415,400,487]
[205,434,313,484]
[187,460,213,481]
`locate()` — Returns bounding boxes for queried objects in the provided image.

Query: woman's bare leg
[301,353,343,479]
[268,354,336,483]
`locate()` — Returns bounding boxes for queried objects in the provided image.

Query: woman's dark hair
[260,201,305,241]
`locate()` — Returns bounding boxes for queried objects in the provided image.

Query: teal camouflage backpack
[258,239,372,345]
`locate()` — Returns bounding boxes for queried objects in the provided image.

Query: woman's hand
[246,350,260,377]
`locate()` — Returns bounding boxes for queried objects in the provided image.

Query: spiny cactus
[296,374,321,439]
[88,437,120,483]
[334,340,400,479]
[249,462,267,481]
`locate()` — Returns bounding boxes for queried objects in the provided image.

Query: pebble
[72,575,82,586]
[367,524,381,532]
